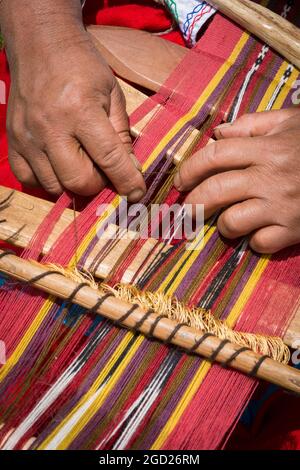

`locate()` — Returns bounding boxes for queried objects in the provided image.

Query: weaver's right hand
[1,0,146,201]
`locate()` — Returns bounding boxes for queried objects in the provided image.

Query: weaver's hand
[1,0,146,201]
[174,108,300,253]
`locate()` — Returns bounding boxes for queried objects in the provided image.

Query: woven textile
[0,0,299,450]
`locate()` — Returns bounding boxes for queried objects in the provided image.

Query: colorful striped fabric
[0,0,299,450]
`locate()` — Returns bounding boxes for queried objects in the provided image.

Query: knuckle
[98,143,123,170]
[7,120,25,144]
[62,173,89,193]
[66,90,85,109]
[232,114,253,133]
[218,210,239,237]
[204,176,223,203]
[31,92,85,127]
[274,153,289,170]
[28,111,49,132]
[204,141,219,166]
[42,179,62,195]
[250,234,268,253]
[272,145,291,169]
[180,161,191,184]
[56,84,86,112]
[235,114,250,126]
[26,108,58,136]
[282,180,299,198]
[118,129,132,148]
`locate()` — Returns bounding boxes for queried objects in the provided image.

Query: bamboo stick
[0,249,299,394]
[1,185,299,348]
[211,0,300,68]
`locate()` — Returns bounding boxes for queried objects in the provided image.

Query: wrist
[0,0,86,63]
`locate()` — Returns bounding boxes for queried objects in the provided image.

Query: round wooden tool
[211,0,300,69]
[88,25,187,92]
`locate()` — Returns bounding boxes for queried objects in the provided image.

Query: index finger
[214,108,300,139]
[174,137,265,192]
[78,108,146,202]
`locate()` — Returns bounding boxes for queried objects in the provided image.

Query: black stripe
[89,293,114,313]
[118,303,140,324]
[189,332,215,353]
[249,355,269,377]
[165,322,188,344]
[209,339,230,362]
[222,346,251,368]
[134,308,154,330]
[148,314,167,337]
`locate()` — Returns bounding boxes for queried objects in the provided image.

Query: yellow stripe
[151,361,211,450]
[152,256,269,449]
[142,33,250,172]
[225,256,270,325]
[38,332,143,450]
[273,66,299,109]
[257,63,299,112]
[68,197,121,268]
[73,34,248,269]
[158,223,216,294]
[0,298,55,382]
[0,199,123,383]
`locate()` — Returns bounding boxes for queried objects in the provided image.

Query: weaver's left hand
[174,107,300,254]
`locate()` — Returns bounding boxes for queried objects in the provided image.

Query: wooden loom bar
[210,0,300,69]
[0,185,170,282]
[0,184,300,348]
[0,248,299,394]
[0,19,299,393]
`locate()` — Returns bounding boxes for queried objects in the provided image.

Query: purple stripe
[69,337,156,449]
[174,230,220,299]
[31,325,127,448]
[247,55,284,113]
[282,70,300,108]
[220,253,260,320]
[138,355,202,449]
[0,299,61,393]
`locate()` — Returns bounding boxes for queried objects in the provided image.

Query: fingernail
[128,188,145,203]
[214,122,231,131]
[174,172,182,191]
[130,153,142,172]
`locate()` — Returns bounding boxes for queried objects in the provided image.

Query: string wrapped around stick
[0,249,298,395]
[1,3,300,449]
[47,263,289,363]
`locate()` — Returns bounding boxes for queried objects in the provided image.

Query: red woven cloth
[0,0,299,450]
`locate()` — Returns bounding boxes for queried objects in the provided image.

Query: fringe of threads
[42,263,291,364]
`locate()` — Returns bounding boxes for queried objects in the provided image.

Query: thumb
[214,108,300,139]
[109,80,141,170]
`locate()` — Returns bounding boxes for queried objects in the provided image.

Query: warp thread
[38,262,290,364]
